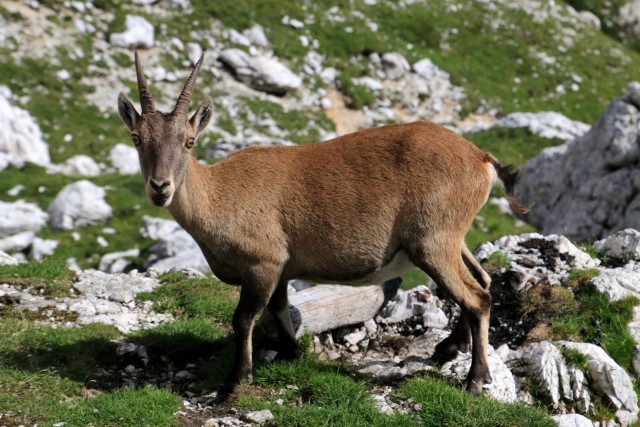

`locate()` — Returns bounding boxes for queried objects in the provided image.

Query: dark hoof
[465,374,492,396]
[431,343,459,364]
[276,346,302,361]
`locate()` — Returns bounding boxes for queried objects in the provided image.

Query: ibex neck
[168,156,216,229]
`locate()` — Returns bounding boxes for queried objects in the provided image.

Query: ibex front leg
[219,264,280,399]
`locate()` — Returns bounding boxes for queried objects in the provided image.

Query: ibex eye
[132,135,140,146]
[185,138,195,149]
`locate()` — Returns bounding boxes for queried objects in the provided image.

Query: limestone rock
[552,414,594,427]
[0,87,50,166]
[557,341,639,425]
[0,250,18,265]
[467,111,588,142]
[380,52,410,80]
[109,15,154,49]
[48,154,101,177]
[474,233,599,291]
[48,180,113,230]
[219,48,302,95]
[376,285,445,325]
[590,266,640,302]
[595,229,640,264]
[109,143,139,175]
[518,83,640,241]
[0,200,48,238]
[140,216,209,273]
[505,341,590,412]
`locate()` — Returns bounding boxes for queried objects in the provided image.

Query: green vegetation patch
[0,258,75,298]
[137,271,239,322]
[511,268,637,372]
[235,356,415,426]
[397,376,556,427]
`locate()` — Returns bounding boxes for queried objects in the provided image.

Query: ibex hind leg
[410,244,492,395]
[267,278,302,361]
[432,245,492,363]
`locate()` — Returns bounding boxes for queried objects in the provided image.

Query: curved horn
[174,53,205,116]
[135,51,156,114]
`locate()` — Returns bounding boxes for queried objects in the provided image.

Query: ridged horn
[174,53,205,116]
[135,51,156,114]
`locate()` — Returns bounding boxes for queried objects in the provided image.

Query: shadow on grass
[0,323,237,394]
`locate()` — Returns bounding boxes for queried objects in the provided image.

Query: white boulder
[0,87,50,166]
[109,15,154,49]
[140,216,209,273]
[110,143,140,175]
[48,180,113,230]
[219,48,302,95]
[557,341,639,425]
[48,154,101,177]
[0,200,48,238]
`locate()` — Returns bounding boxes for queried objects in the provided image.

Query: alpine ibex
[118,52,528,399]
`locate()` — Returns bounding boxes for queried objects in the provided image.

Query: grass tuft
[397,376,556,426]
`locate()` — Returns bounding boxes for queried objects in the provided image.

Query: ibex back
[118,52,528,400]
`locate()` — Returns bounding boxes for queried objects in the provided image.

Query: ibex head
[117,52,214,207]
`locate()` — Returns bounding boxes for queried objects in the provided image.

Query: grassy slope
[0,270,556,426]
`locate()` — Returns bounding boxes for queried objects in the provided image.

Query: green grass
[560,347,589,370]
[0,258,75,297]
[397,376,556,427]
[482,251,511,276]
[137,272,239,321]
[550,289,638,372]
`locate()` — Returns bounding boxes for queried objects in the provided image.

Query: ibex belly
[359,249,416,284]
[304,250,416,286]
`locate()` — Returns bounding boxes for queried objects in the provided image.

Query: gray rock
[595,229,640,263]
[244,24,269,48]
[30,237,59,260]
[48,155,101,177]
[380,52,410,80]
[140,216,210,273]
[99,248,140,273]
[505,341,590,412]
[0,88,50,166]
[552,414,594,427]
[591,266,640,302]
[110,143,139,175]
[0,250,18,265]
[518,83,640,241]
[242,409,273,424]
[376,286,443,324]
[467,111,589,142]
[557,341,639,424]
[0,231,36,253]
[48,180,113,230]
[0,200,48,238]
[219,48,302,95]
[109,15,154,49]
[475,233,599,291]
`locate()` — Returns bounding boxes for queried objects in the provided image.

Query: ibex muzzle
[118,51,529,403]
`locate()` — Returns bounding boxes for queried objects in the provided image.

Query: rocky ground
[4,229,640,426]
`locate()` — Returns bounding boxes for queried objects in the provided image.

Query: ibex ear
[189,96,214,136]
[118,92,141,131]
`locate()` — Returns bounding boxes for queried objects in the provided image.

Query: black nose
[150,179,170,192]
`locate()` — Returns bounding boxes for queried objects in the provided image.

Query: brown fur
[118,53,527,400]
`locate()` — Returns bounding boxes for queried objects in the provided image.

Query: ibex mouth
[150,193,173,207]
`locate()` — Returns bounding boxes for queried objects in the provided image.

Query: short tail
[488,156,532,215]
